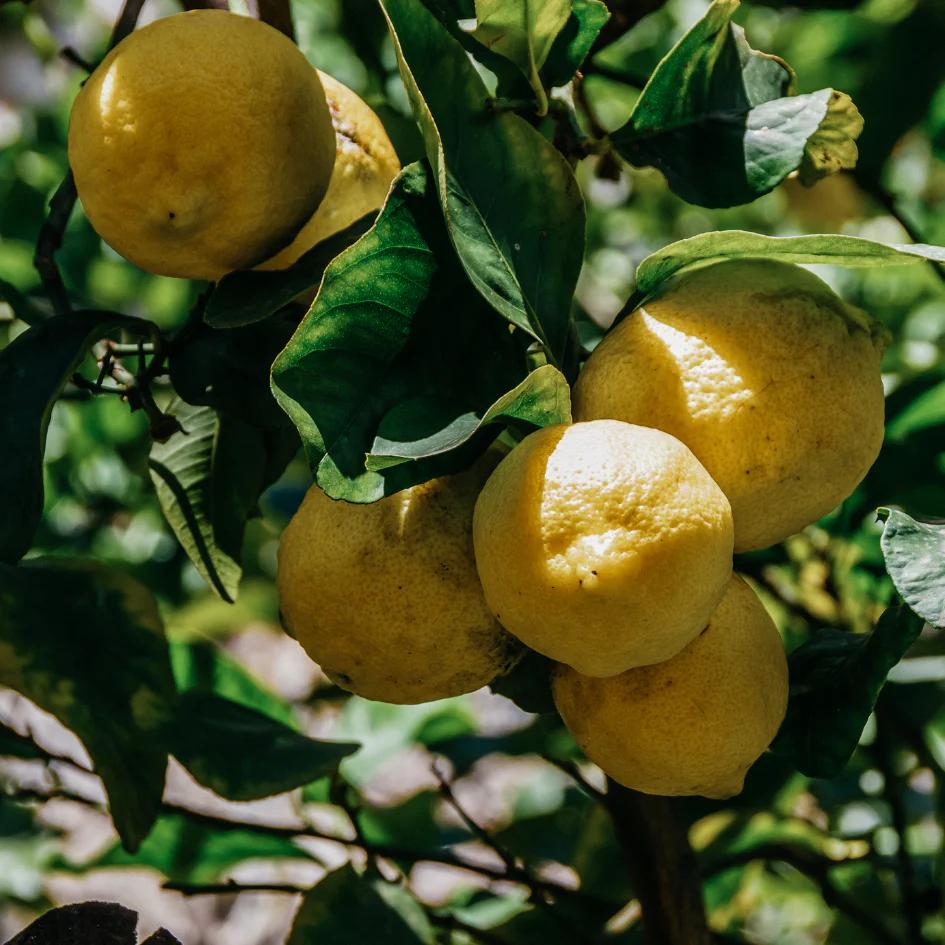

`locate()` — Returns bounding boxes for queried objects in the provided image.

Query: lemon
[68,10,335,281]
[472,420,733,677]
[573,259,885,551]
[553,575,788,798]
[277,461,519,705]
[258,72,400,270]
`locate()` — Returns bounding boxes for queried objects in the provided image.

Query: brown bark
[604,780,712,945]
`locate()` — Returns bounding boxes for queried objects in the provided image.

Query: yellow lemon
[258,72,400,270]
[553,575,788,798]
[573,259,885,551]
[277,462,519,705]
[68,10,335,281]
[472,420,733,677]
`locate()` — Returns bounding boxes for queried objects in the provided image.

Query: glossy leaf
[0,559,175,851]
[632,229,945,302]
[880,509,945,628]
[149,400,295,602]
[541,0,610,88]
[470,0,571,112]
[204,215,374,328]
[166,691,358,801]
[774,606,924,778]
[0,310,133,563]
[272,163,570,502]
[88,811,309,883]
[381,0,585,364]
[610,0,862,207]
[287,864,434,945]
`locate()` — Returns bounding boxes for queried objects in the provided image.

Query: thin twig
[166,881,305,896]
[541,754,607,802]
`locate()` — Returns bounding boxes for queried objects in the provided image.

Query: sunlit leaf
[272,163,570,502]
[880,509,945,628]
[0,560,175,851]
[610,0,862,207]
[632,230,945,302]
[380,0,585,364]
[774,606,923,778]
[541,0,610,88]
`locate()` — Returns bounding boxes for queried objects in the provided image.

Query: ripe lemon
[573,259,885,551]
[257,72,400,271]
[472,420,733,677]
[68,10,335,281]
[277,462,519,705]
[553,575,788,798]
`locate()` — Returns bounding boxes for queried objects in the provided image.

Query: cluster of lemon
[281,258,886,798]
[68,10,400,280]
[66,11,888,799]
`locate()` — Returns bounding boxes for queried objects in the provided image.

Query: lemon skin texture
[258,72,400,271]
[277,464,520,705]
[472,420,734,677]
[553,575,788,798]
[573,259,885,552]
[68,10,335,281]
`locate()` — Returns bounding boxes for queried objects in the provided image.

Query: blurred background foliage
[3,0,945,943]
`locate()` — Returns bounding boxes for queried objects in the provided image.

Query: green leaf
[287,864,434,945]
[469,0,571,113]
[0,310,133,563]
[610,0,862,208]
[0,276,46,326]
[166,691,358,801]
[85,811,310,883]
[380,0,585,364]
[272,163,570,502]
[774,606,924,778]
[204,215,374,328]
[167,312,299,430]
[0,721,44,760]
[5,903,138,945]
[632,230,945,302]
[488,649,556,715]
[0,559,176,851]
[886,381,945,441]
[540,0,610,88]
[880,510,945,628]
[170,640,295,726]
[149,400,294,602]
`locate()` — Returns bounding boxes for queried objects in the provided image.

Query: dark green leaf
[85,811,309,883]
[141,931,182,945]
[166,691,358,801]
[5,902,137,945]
[168,312,299,430]
[632,230,945,302]
[0,310,134,563]
[272,163,570,502]
[774,606,924,778]
[0,560,175,851]
[0,277,46,326]
[287,864,434,945]
[541,0,610,88]
[469,0,571,113]
[380,0,585,363]
[149,400,295,602]
[0,721,44,760]
[489,649,556,715]
[610,0,862,207]
[886,381,945,441]
[880,509,945,629]
[171,640,294,726]
[204,215,374,328]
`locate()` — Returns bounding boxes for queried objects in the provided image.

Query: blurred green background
[3,0,945,942]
